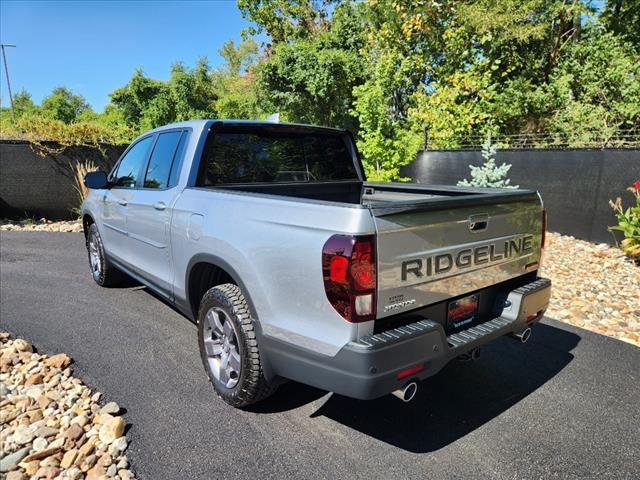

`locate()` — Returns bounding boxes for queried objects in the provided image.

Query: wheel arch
[82,213,95,240]
[185,253,260,323]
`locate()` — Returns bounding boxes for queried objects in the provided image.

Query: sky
[0,0,261,111]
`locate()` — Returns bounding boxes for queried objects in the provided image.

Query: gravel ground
[1,219,83,233]
[2,220,638,347]
[0,333,134,480]
[541,232,640,347]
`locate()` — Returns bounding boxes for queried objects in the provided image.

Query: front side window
[198,127,359,186]
[144,131,183,189]
[113,136,153,188]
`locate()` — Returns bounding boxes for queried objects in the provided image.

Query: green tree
[41,87,90,123]
[219,38,259,76]
[601,0,640,48]
[109,69,166,128]
[352,53,423,180]
[237,0,334,43]
[247,2,368,129]
[109,58,217,131]
[546,29,640,145]
[12,90,38,117]
[213,39,264,119]
[257,39,363,128]
[351,0,450,177]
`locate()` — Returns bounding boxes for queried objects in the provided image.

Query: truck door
[102,135,154,262]
[125,130,188,298]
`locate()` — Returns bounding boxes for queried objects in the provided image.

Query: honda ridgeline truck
[82,120,551,407]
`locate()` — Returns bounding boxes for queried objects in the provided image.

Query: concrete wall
[0,140,126,220]
[401,148,640,244]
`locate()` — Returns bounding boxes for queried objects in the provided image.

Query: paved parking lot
[2,232,639,479]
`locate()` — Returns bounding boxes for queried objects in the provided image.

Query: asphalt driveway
[1,232,639,479]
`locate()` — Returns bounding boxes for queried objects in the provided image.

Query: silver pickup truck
[82,120,551,407]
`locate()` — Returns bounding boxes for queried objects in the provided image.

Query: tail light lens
[397,363,425,380]
[322,234,376,323]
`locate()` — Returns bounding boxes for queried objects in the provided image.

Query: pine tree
[457,136,518,188]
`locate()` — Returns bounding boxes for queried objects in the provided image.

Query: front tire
[86,223,124,287]
[197,284,276,408]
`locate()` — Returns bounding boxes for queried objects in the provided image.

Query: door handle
[117,199,128,206]
[153,201,166,211]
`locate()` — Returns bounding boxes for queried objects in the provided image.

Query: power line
[1,43,17,122]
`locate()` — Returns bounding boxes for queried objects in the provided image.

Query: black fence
[0,140,125,220]
[2,140,639,245]
[401,148,640,244]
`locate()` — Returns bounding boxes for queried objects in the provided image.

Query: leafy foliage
[600,0,640,48]
[458,136,518,188]
[237,0,333,43]
[110,58,217,131]
[609,181,640,259]
[0,87,133,151]
[255,2,368,130]
[40,87,90,123]
[213,39,265,119]
[1,0,639,182]
[13,115,135,157]
[545,29,640,145]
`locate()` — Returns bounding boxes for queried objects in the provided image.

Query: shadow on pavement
[131,271,581,453]
[255,321,580,453]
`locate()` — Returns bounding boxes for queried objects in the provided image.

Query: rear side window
[113,136,153,188]
[198,127,359,185]
[168,131,188,187]
[144,131,184,189]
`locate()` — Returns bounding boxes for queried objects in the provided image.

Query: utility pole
[1,44,17,122]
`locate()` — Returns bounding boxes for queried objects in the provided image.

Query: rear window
[198,127,359,185]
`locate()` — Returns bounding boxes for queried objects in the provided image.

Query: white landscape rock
[100,401,120,415]
[0,333,136,479]
[541,232,640,346]
[32,436,48,451]
[0,218,83,233]
[109,436,128,456]
[12,426,35,446]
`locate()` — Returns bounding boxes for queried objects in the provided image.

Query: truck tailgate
[371,194,544,319]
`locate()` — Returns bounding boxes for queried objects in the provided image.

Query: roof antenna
[266,113,280,123]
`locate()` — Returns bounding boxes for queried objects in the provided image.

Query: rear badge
[384,297,416,313]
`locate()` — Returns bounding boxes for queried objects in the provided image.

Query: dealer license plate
[447,294,479,330]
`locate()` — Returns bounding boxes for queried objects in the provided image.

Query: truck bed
[214,180,539,209]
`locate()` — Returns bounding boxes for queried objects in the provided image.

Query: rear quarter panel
[171,188,376,356]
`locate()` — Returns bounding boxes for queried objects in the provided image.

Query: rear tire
[197,283,276,408]
[86,223,125,287]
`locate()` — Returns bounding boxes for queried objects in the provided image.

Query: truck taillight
[322,234,376,323]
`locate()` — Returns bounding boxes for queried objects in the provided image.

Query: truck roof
[145,119,347,136]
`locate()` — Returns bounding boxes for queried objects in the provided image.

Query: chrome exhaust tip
[512,327,532,344]
[392,382,418,403]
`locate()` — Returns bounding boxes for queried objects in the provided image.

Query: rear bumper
[262,277,551,400]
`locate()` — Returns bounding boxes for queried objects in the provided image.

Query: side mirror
[84,171,109,190]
